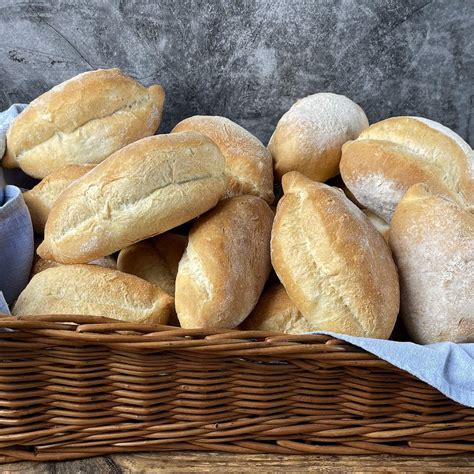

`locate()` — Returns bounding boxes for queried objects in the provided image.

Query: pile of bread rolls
[3,69,473,344]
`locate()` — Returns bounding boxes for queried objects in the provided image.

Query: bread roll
[175,195,273,329]
[3,69,165,178]
[31,255,116,277]
[38,132,226,264]
[152,233,188,278]
[14,265,173,324]
[362,209,390,241]
[172,116,274,203]
[241,285,307,333]
[340,117,474,222]
[268,93,368,182]
[117,233,187,295]
[390,184,474,344]
[23,164,94,233]
[271,171,399,339]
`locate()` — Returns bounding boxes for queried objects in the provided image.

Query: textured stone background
[0,0,472,144]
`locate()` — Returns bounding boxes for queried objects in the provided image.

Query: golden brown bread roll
[271,171,399,339]
[241,285,307,333]
[14,265,173,324]
[37,132,226,264]
[172,115,274,203]
[340,117,474,222]
[31,255,116,277]
[3,69,165,178]
[175,195,273,329]
[23,164,94,233]
[268,93,368,182]
[117,233,187,295]
[390,184,474,344]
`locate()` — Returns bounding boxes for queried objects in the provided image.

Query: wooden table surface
[0,452,473,473]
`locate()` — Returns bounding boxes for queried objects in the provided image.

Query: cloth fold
[0,185,34,305]
[0,104,34,307]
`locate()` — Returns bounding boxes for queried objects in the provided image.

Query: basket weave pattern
[0,315,473,462]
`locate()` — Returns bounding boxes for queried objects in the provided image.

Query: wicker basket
[0,314,473,462]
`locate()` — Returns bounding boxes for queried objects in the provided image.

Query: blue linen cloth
[315,332,474,408]
[0,185,34,305]
[0,104,34,307]
[0,104,473,408]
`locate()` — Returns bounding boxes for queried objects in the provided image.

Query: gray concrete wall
[0,0,472,144]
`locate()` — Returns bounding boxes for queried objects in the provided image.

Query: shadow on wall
[0,0,472,144]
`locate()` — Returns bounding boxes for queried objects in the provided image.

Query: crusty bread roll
[390,184,474,344]
[340,117,474,222]
[172,116,274,203]
[268,93,368,182]
[31,255,116,277]
[14,265,173,324]
[175,195,273,329]
[3,69,165,178]
[271,171,399,339]
[38,132,226,264]
[241,285,307,333]
[362,209,390,241]
[117,233,187,295]
[23,164,94,233]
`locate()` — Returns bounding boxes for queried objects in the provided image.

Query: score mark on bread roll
[14,265,173,324]
[3,69,165,178]
[175,195,273,329]
[390,184,474,344]
[268,93,368,182]
[38,132,226,264]
[172,115,274,203]
[340,116,474,222]
[23,164,94,234]
[271,171,399,339]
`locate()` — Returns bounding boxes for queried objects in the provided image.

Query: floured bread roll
[14,265,173,324]
[241,285,307,333]
[390,184,474,344]
[23,164,94,233]
[118,233,187,295]
[271,171,399,339]
[38,132,226,264]
[3,69,165,178]
[172,116,274,203]
[268,93,368,182]
[340,117,474,222]
[175,195,273,329]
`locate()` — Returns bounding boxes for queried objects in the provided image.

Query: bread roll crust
[340,117,474,221]
[268,93,368,182]
[172,115,274,203]
[242,285,308,334]
[14,265,173,324]
[271,171,399,339]
[31,255,116,277]
[175,195,273,329]
[3,69,165,178]
[117,233,187,296]
[390,184,474,344]
[38,132,226,264]
[23,164,94,233]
